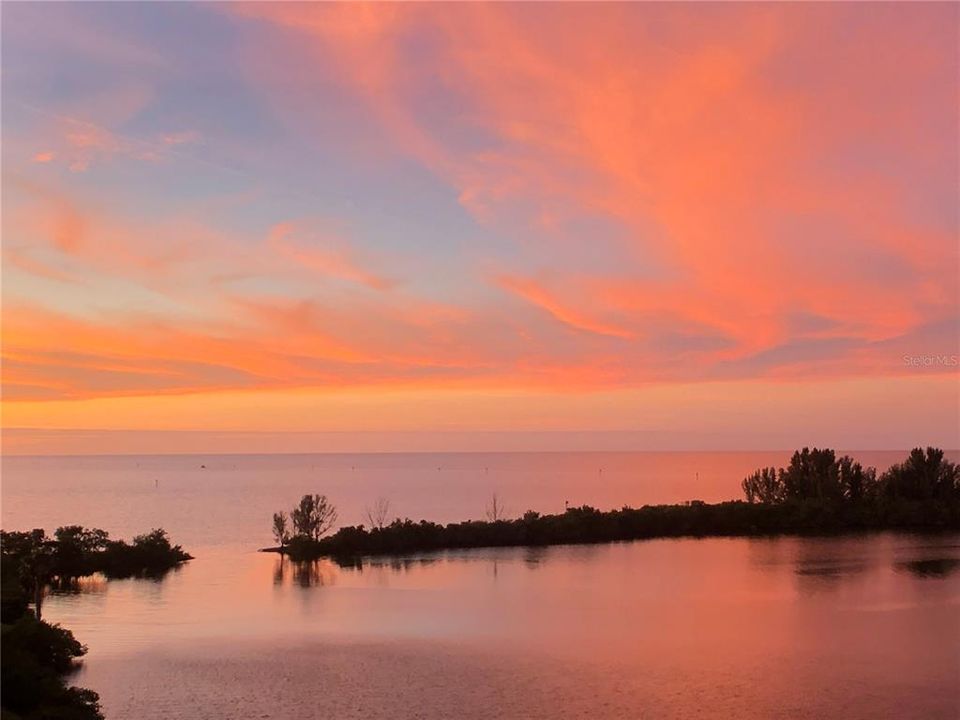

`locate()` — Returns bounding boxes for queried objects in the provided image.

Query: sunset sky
[2,3,958,454]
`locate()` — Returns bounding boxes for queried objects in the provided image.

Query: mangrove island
[265,447,960,562]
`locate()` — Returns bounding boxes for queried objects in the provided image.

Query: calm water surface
[3,452,959,719]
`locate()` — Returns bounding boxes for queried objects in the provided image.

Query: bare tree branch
[485,493,507,522]
[365,497,392,530]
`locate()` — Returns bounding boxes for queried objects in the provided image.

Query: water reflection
[269,536,960,596]
[37,534,960,720]
[792,558,869,594]
[272,556,339,587]
[895,558,960,579]
[269,545,567,592]
[523,546,546,568]
[48,575,109,596]
[743,535,960,594]
[300,544,578,582]
[334,554,440,573]
[47,565,182,597]
[105,564,184,582]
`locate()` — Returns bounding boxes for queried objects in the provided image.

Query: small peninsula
[264,447,960,562]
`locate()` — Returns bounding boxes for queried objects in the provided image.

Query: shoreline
[260,498,960,562]
[259,526,960,566]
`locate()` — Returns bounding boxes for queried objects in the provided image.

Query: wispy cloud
[1,3,956,443]
[268,222,395,291]
[495,274,635,339]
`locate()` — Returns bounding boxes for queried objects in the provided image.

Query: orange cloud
[231,3,957,364]
[2,3,956,436]
[6,177,206,285]
[495,274,635,339]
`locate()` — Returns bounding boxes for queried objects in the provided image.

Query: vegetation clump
[268,448,959,562]
[271,494,339,555]
[2,527,192,588]
[0,526,192,720]
[740,447,958,505]
[0,596,102,720]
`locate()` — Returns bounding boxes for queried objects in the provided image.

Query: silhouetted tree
[837,455,877,501]
[741,467,782,504]
[0,530,56,620]
[881,447,960,501]
[96,529,190,578]
[52,526,109,578]
[365,497,392,530]
[740,447,960,507]
[2,527,190,587]
[485,493,507,521]
[1,614,103,719]
[22,542,55,621]
[290,494,338,540]
[781,448,842,500]
[272,512,290,546]
[54,526,109,554]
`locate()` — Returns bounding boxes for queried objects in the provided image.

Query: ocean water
[2,451,959,719]
[0,450,940,548]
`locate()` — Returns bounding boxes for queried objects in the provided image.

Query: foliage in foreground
[0,561,102,720]
[0,526,192,720]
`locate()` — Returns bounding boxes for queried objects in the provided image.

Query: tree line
[268,447,959,562]
[742,447,958,504]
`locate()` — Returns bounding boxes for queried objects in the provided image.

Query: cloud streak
[1,3,956,444]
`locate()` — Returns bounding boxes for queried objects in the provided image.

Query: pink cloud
[231,3,957,368]
[268,221,395,291]
[3,4,956,410]
[495,274,635,340]
[161,130,201,146]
